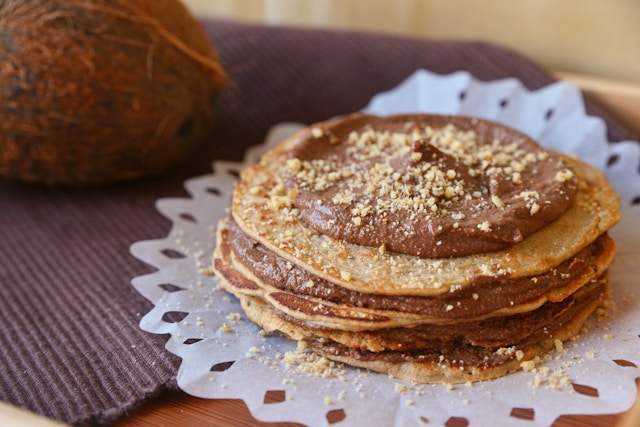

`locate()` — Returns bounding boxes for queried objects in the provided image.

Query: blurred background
[182,0,639,85]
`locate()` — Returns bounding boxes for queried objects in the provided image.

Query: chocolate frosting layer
[221,218,611,320]
[307,279,606,367]
[285,114,578,257]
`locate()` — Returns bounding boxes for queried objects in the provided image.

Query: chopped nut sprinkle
[491,195,505,209]
[477,221,492,232]
[520,360,536,372]
[554,339,564,352]
[340,270,352,281]
[555,169,574,182]
[287,124,553,223]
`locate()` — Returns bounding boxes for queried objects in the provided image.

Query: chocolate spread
[307,279,606,367]
[222,218,610,320]
[284,114,578,257]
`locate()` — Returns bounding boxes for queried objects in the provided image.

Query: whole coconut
[0,0,226,185]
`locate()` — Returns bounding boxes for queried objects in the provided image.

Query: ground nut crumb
[491,195,505,208]
[512,171,522,184]
[281,341,346,379]
[340,270,352,281]
[495,346,516,356]
[555,169,574,182]
[554,339,564,352]
[529,202,541,215]
[287,158,302,172]
[520,360,536,372]
[477,221,492,232]
[226,312,241,322]
[394,383,408,394]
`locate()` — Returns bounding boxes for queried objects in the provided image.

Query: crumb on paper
[554,339,564,352]
[281,341,346,380]
[199,266,216,276]
[394,383,409,395]
[226,312,242,322]
[520,359,537,372]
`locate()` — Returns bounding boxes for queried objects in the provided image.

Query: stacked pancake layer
[213,114,620,384]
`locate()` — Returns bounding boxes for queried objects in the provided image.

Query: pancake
[231,127,619,296]
[215,218,615,330]
[236,277,608,384]
[212,113,620,383]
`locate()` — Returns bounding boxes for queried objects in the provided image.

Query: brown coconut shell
[0,0,227,185]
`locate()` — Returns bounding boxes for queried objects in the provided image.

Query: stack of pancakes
[213,113,619,383]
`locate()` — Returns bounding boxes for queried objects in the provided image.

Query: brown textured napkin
[0,18,633,426]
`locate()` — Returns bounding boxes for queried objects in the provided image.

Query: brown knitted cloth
[0,19,633,426]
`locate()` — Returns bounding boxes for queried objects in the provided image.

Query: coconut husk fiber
[0,17,635,426]
[0,0,226,185]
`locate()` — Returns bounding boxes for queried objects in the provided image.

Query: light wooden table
[555,72,640,140]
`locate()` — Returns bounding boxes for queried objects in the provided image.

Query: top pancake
[283,114,579,257]
[231,115,620,297]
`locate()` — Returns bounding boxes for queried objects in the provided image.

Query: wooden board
[118,382,640,427]
[556,71,640,139]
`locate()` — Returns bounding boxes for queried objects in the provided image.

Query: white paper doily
[131,70,640,427]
